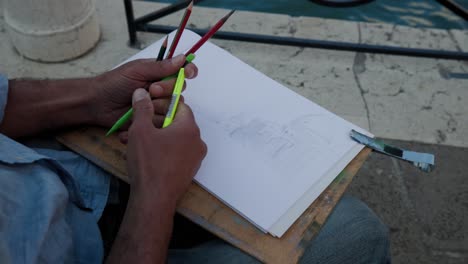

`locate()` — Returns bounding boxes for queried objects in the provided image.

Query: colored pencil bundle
[164,1,235,58]
[106,1,235,135]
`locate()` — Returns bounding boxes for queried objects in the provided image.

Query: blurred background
[152,0,468,29]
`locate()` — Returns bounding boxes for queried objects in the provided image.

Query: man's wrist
[84,76,104,125]
[107,182,176,264]
[131,181,179,213]
[0,78,98,137]
[45,77,97,127]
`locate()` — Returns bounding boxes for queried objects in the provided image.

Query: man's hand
[126,88,207,204]
[90,55,198,128]
[106,89,206,264]
[0,55,198,138]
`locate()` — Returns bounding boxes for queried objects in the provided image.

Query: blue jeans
[168,195,390,264]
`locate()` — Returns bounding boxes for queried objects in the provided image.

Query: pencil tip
[163,36,169,46]
[188,0,193,9]
[223,10,235,21]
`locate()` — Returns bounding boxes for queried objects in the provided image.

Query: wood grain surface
[57,126,370,264]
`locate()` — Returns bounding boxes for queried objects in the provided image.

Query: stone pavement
[348,139,468,263]
[0,0,467,262]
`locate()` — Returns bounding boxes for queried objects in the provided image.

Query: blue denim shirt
[0,75,111,263]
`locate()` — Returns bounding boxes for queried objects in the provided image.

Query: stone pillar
[3,0,100,62]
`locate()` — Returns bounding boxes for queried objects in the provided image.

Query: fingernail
[152,85,163,95]
[133,88,148,104]
[171,54,185,66]
[185,68,194,78]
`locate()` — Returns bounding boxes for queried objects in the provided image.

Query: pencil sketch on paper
[223,113,334,175]
[189,100,335,175]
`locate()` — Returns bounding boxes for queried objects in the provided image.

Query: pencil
[166,0,193,59]
[163,68,185,128]
[157,36,168,61]
[185,10,235,56]
[106,109,134,136]
[105,54,196,136]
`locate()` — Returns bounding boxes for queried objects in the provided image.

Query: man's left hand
[88,54,198,128]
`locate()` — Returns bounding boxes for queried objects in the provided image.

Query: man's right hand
[107,89,207,264]
[126,88,207,209]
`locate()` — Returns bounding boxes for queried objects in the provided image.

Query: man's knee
[336,195,389,241]
[300,195,390,264]
[333,195,390,261]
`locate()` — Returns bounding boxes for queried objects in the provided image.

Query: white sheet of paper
[121,30,371,237]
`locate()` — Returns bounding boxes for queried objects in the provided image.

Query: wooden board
[57,126,371,264]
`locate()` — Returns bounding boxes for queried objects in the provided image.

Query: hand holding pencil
[87,54,197,132]
[125,86,207,203]
[106,3,235,136]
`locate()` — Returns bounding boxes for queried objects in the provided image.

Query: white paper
[122,30,372,237]
[268,143,364,236]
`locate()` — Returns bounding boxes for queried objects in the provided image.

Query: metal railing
[123,0,468,61]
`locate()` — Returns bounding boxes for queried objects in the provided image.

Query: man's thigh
[299,195,390,264]
[168,195,390,264]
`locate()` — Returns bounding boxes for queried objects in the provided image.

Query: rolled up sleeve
[0,75,8,124]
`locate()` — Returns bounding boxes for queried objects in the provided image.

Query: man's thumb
[132,88,153,126]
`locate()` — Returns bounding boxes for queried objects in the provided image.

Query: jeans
[168,195,391,264]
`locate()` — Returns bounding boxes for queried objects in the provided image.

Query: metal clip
[350,130,435,172]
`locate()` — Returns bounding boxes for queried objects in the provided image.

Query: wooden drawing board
[57,127,370,264]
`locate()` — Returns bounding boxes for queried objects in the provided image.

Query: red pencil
[166,0,193,59]
[185,10,235,56]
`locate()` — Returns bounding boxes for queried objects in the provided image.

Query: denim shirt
[0,75,111,263]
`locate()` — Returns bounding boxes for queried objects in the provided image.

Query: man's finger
[171,101,197,127]
[185,63,198,79]
[149,80,186,98]
[168,102,202,140]
[152,99,171,115]
[127,55,186,81]
[153,115,165,128]
[132,88,154,127]
[118,131,129,144]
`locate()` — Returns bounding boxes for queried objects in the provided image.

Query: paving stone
[348,139,468,264]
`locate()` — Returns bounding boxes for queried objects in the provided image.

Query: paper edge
[267,144,364,237]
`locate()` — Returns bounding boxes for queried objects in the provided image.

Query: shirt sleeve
[0,75,9,124]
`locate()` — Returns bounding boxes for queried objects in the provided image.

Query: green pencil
[106,53,196,136]
[163,68,185,128]
[106,108,134,136]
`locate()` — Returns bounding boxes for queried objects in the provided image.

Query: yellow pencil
[163,68,185,128]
